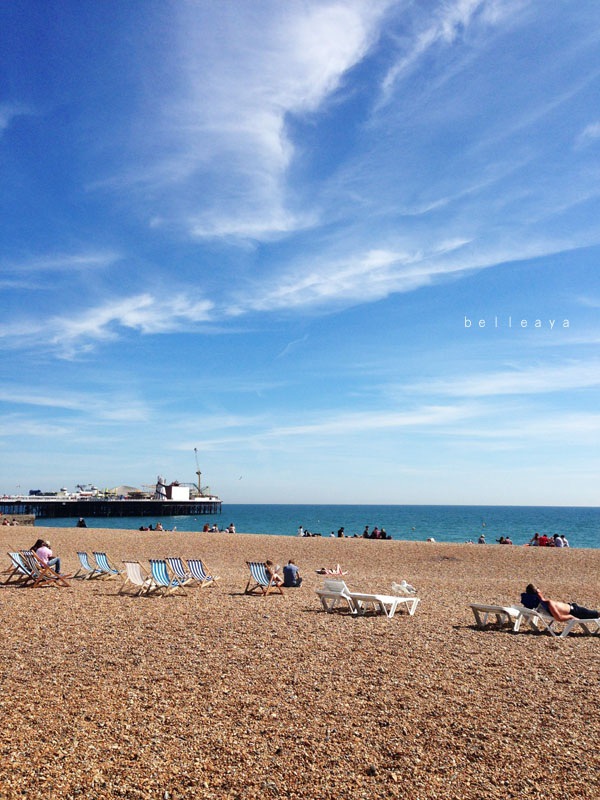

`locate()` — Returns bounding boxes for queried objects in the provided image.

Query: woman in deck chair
[32,539,62,575]
[522,584,599,622]
[265,560,284,587]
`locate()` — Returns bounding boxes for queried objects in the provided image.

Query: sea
[36,504,600,549]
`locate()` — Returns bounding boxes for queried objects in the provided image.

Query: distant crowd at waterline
[61,518,575,547]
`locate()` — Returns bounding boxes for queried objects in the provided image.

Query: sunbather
[521,584,599,621]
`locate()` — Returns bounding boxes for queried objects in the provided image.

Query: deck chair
[92,551,121,579]
[244,561,284,596]
[20,550,70,588]
[165,557,194,585]
[119,561,156,596]
[73,551,102,580]
[187,558,220,588]
[148,559,187,597]
[2,552,34,585]
[469,604,521,629]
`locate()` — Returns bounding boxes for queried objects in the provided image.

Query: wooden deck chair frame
[245,561,284,596]
[20,550,70,588]
[92,551,121,579]
[148,559,187,597]
[119,561,156,596]
[186,558,220,588]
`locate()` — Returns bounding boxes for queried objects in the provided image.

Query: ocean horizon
[36,503,600,549]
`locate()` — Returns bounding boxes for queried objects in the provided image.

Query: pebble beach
[1,526,599,800]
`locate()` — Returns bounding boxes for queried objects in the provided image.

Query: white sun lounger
[316,579,420,618]
[513,606,600,638]
[469,603,521,629]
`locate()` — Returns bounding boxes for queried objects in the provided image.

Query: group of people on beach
[473,532,570,546]
[265,559,302,587]
[297,524,392,539]
[528,532,569,547]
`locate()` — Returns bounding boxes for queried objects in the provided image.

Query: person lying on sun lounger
[521,584,599,622]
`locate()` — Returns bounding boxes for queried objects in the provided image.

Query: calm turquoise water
[36,504,600,549]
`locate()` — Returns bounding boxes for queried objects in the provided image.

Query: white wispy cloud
[575,121,600,148]
[113,1,393,241]
[0,102,33,134]
[227,239,472,314]
[1,251,121,275]
[411,361,600,397]
[380,0,522,103]
[0,292,215,356]
[0,386,151,423]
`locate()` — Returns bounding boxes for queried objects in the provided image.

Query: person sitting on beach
[538,533,550,547]
[155,522,164,531]
[76,517,87,528]
[32,539,61,575]
[521,584,599,621]
[478,534,486,544]
[283,560,302,587]
[337,527,345,538]
[528,532,540,546]
[363,526,369,538]
[553,534,564,548]
[265,560,284,587]
[561,535,569,547]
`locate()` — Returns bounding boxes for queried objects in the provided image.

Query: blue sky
[1,1,599,505]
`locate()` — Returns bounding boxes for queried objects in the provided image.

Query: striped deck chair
[73,551,101,580]
[187,558,220,588]
[92,551,121,579]
[2,552,34,586]
[119,561,156,596]
[165,557,194,586]
[148,559,187,597]
[20,550,70,588]
[244,561,284,596]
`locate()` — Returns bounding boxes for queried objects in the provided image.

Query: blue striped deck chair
[165,557,194,586]
[20,550,70,588]
[74,551,101,580]
[244,561,284,596]
[187,558,220,588]
[92,551,121,579]
[148,559,187,597]
[2,552,34,585]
